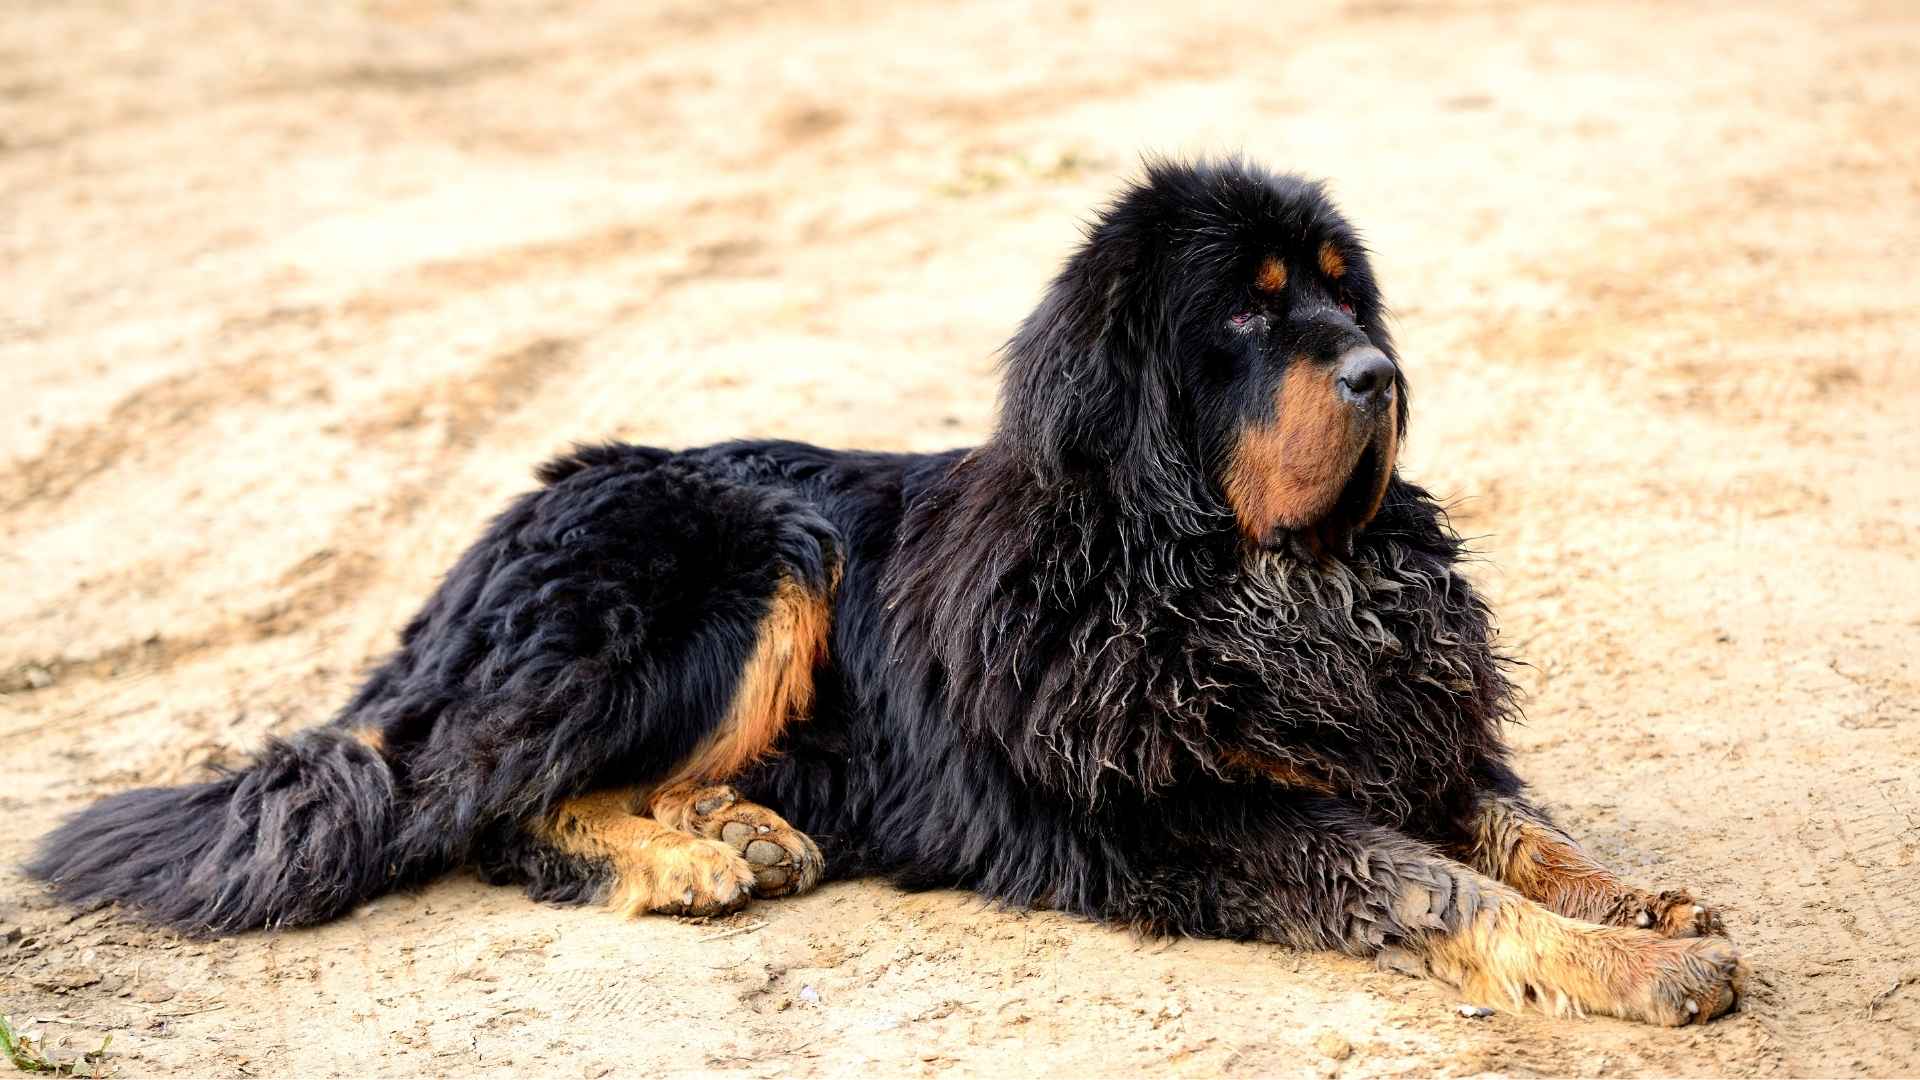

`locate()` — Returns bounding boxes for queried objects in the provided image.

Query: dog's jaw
[1268,416,1399,560]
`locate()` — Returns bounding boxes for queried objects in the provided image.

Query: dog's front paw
[1619,889,1727,939]
[1626,935,1744,1026]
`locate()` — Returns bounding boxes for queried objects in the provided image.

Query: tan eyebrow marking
[1254,256,1288,294]
[1319,242,1346,279]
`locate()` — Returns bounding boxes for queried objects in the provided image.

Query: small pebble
[798,984,822,1006]
[35,965,102,991]
[1313,1031,1353,1060]
[1456,1004,1495,1019]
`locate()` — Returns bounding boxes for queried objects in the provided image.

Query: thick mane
[884,446,1229,803]
[886,454,1515,816]
[1195,486,1521,825]
[882,159,1512,816]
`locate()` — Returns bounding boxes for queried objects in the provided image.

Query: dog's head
[997,158,1405,552]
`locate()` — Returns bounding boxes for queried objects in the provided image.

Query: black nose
[1336,348,1397,408]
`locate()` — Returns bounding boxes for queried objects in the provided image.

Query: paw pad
[669,786,824,899]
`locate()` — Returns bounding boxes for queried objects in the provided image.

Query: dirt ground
[3,1,1918,1076]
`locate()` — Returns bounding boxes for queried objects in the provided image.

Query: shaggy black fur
[29,159,1524,956]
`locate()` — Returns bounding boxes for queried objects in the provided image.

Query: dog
[29,158,1742,1025]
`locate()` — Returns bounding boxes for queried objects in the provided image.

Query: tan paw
[1619,889,1727,939]
[674,786,824,899]
[1627,935,1744,1026]
[610,831,755,918]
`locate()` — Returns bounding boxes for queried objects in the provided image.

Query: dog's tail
[26,728,397,935]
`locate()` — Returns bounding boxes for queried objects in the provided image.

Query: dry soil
[2,1,1917,1076]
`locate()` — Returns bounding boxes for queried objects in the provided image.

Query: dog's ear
[995,220,1187,497]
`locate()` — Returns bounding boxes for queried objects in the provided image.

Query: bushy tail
[26,728,397,935]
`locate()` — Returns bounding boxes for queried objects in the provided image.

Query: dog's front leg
[1457,792,1727,938]
[1124,800,1742,1024]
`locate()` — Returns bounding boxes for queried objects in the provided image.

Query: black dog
[30,159,1742,1024]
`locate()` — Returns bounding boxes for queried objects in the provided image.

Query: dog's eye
[1228,310,1271,335]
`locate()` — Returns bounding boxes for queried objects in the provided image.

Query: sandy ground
[2,1,1917,1076]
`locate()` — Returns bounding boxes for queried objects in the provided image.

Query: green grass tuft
[0,1015,112,1078]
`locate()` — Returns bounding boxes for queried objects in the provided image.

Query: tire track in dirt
[1761,780,1920,1075]
[1460,99,1918,432]
[4,185,783,702]
[2,196,748,623]
[0,0,808,160]
[0,361,304,517]
[1,336,583,701]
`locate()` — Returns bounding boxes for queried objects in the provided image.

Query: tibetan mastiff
[30,159,1742,1024]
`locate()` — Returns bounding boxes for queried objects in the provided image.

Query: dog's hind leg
[455,461,839,916]
[635,571,831,899]
[491,572,831,912]
[475,569,830,914]
[489,787,757,917]
[1456,792,1727,939]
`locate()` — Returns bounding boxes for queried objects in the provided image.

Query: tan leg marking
[524,573,834,919]
[650,784,824,898]
[1461,793,1727,938]
[539,788,753,917]
[546,575,832,913]
[1404,876,1743,1025]
[663,574,832,788]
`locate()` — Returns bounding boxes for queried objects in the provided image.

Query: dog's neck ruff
[883,456,1516,817]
